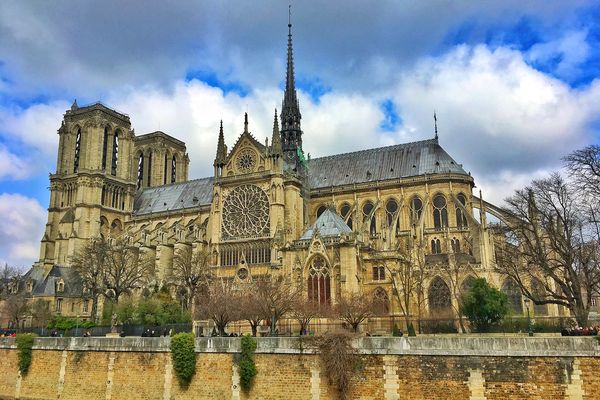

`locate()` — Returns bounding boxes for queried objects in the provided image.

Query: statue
[110,313,118,333]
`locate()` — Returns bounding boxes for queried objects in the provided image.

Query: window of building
[73,128,81,173]
[147,151,153,186]
[316,205,327,219]
[410,196,423,224]
[501,278,523,314]
[83,300,89,313]
[428,277,452,316]
[56,279,65,293]
[340,203,353,230]
[385,198,400,234]
[532,279,548,316]
[372,266,385,281]
[171,155,177,183]
[55,298,63,313]
[102,127,109,170]
[451,237,460,253]
[431,238,442,254]
[164,154,168,184]
[307,256,331,306]
[433,194,448,229]
[137,153,144,189]
[373,287,390,315]
[111,131,119,176]
[461,276,476,294]
[362,201,376,236]
[456,193,468,228]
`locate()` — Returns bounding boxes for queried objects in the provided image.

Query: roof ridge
[308,138,437,162]
[139,176,214,192]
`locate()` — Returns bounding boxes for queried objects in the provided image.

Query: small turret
[271,108,282,158]
[214,121,227,174]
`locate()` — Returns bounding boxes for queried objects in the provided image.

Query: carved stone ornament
[221,184,270,240]
[235,148,257,174]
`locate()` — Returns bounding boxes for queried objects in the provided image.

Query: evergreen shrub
[238,335,257,392]
[170,332,196,386]
[16,333,37,375]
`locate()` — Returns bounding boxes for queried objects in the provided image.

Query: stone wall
[0,336,599,400]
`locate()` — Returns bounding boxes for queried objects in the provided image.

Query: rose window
[236,148,257,173]
[222,184,270,240]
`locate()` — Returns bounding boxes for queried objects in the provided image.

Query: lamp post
[270,306,276,336]
[524,298,533,337]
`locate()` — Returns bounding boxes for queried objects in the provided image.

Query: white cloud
[0,193,46,267]
[527,30,591,80]
[0,145,31,180]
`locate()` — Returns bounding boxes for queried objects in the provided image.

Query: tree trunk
[574,306,589,327]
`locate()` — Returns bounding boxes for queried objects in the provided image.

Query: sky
[0,0,599,268]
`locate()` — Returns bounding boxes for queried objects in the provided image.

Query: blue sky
[0,0,599,267]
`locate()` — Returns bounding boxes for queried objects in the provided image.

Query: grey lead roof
[300,209,353,240]
[305,138,468,189]
[132,139,468,215]
[24,265,83,297]
[133,177,213,216]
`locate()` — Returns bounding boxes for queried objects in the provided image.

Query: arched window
[316,205,327,219]
[373,287,390,315]
[372,265,385,281]
[73,128,81,173]
[137,153,144,189]
[431,238,442,254]
[111,219,123,236]
[461,276,476,294]
[456,193,468,228]
[531,279,548,316]
[340,203,352,230]
[451,237,460,253]
[501,278,523,314]
[163,153,168,185]
[56,279,65,293]
[111,130,119,176]
[171,155,177,183]
[147,151,153,187]
[362,201,376,236]
[385,198,400,234]
[428,277,452,316]
[433,194,448,229]
[410,196,422,224]
[307,256,331,306]
[101,127,109,170]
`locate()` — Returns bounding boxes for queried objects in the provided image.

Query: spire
[244,112,249,134]
[280,5,303,166]
[214,120,226,167]
[271,108,282,157]
[434,111,438,140]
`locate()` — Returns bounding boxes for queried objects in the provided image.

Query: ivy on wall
[238,335,257,392]
[16,333,37,375]
[170,332,196,386]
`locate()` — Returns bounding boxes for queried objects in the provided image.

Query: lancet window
[451,237,460,253]
[73,128,81,173]
[316,205,327,219]
[102,127,109,171]
[410,196,422,224]
[307,255,331,306]
[431,238,442,254]
[428,277,452,316]
[219,240,272,267]
[362,201,377,236]
[163,154,168,184]
[385,198,400,234]
[147,151,153,187]
[137,153,144,189]
[340,203,353,230]
[111,130,119,176]
[456,193,468,228]
[373,287,390,314]
[433,194,448,230]
[171,155,177,183]
[502,278,523,314]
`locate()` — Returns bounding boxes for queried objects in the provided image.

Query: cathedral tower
[38,102,137,267]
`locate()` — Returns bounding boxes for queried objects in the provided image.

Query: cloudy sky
[1,0,599,267]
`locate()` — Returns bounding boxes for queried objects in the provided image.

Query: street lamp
[270,306,276,337]
[524,298,533,337]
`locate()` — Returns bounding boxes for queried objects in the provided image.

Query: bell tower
[38,101,137,268]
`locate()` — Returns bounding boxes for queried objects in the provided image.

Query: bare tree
[103,239,152,304]
[0,264,20,300]
[30,298,52,328]
[563,145,600,199]
[336,292,374,333]
[171,247,213,312]
[290,297,329,335]
[254,275,299,332]
[386,245,429,334]
[70,238,108,322]
[496,173,600,326]
[237,286,267,336]
[196,279,240,336]
[2,289,29,330]
[437,258,478,333]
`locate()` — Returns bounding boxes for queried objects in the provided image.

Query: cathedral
[23,19,561,328]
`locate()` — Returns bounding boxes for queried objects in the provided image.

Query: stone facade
[0,336,599,400]
[22,20,564,325]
